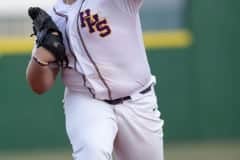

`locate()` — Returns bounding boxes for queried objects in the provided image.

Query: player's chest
[53,0,119,40]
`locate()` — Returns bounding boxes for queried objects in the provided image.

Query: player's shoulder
[112,0,144,14]
[113,0,144,5]
[47,0,67,20]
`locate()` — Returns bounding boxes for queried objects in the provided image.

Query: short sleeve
[113,0,144,14]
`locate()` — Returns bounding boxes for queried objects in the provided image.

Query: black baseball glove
[28,7,68,67]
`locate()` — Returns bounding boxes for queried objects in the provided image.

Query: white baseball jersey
[49,0,153,100]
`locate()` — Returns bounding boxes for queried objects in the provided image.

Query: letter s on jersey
[96,19,111,37]
[80,9,111,38]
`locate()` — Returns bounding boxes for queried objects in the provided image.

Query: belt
[104,85,152,105]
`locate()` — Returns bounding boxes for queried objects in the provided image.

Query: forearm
[26,47,59,94]
[26,7,68,94]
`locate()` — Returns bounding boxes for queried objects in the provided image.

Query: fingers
[28,7,41,19]
[28,7,48,20]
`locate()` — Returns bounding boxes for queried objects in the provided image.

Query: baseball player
[26,0,164,160]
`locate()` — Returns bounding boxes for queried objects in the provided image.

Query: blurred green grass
[0,141,239,160]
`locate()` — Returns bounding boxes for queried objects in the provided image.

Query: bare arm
[26,47,59,95]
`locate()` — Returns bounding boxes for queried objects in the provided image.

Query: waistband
[103,84,152,105]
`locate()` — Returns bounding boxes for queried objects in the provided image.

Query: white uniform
[49,0,164,159]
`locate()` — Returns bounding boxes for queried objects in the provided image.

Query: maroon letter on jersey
[80,9,111,38]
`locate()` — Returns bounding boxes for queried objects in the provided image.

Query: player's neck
[63,0,76,5]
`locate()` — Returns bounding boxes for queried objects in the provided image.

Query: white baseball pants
[63,87,164,160]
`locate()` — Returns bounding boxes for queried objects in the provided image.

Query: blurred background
[0,0,239,160]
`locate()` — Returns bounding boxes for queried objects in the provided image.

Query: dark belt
[104,85,152,105]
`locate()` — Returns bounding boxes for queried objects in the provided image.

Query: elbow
[26,75,50,95]
[25,59,57,95]
[32,89,45,95]
[31,86,47,95]
[28,80,49,95]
